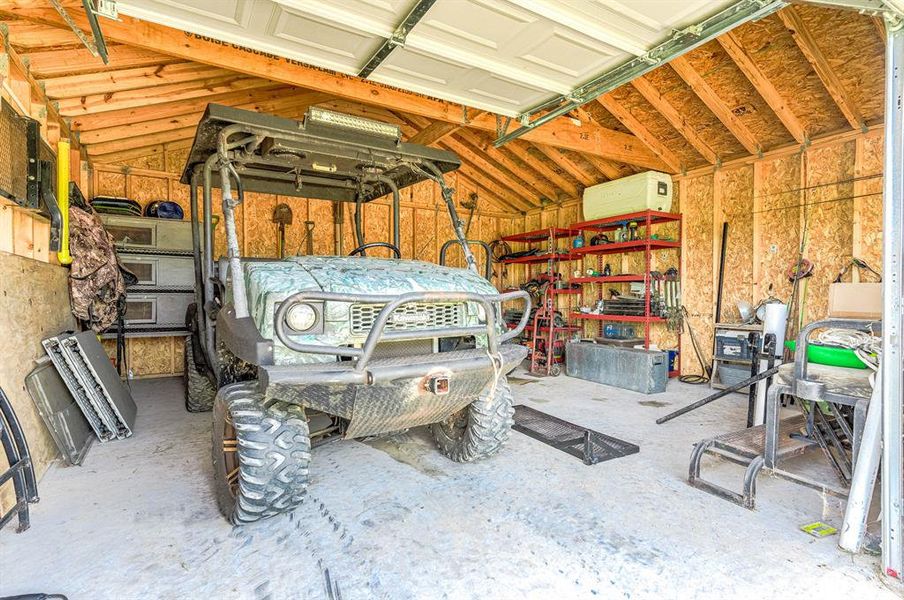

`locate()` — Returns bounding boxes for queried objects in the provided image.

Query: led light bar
[307,107,401,140]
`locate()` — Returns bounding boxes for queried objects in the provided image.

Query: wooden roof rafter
[502,141,582,199]
[716,30,808,144]
[533,146,598,187]
[669,56,763,156]
[399,113,537,211]
[629,75,718,165]
[0,6,668,170]
[596,94,683,172]
[451,129,561,202]
[778,5,866,131]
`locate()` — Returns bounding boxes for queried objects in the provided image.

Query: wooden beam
[78,90,329,144]
[0,6,666,169]
[455,171,521,214]
[778,6,865,131]
[533,146,597,187]
[630,75,718,165]
[581,154,622,181]
[1,19,81,49]
[71,83,285,130]
[452,130,560,201]
[717,31,807,144]
[87,125,198,157]
[394,116,527,212]
[24,44,176,78]
[0,25,71,139]
[597,94,682,172]
[503,141,581,199]
[669,55,762,156]
[439,136,538,210]
[57,75,273,117]
[403,114,536,210]
[409,120,467,145]
[42,62,230,98]
[90,139,193,166]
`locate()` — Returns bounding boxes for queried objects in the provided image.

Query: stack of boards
[26,331,137,465]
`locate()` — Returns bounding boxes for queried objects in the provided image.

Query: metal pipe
[423,162,479,274]
[201,160,217,361]
[188,176,205,353]
[493,0,786,147]
[353,194,365,249]
[881,18,904,581]
[839,362,884,553]
[657,365,781,425]
[216,124,250,319]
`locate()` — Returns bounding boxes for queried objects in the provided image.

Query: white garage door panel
[269,7,385,66]
[118,0,737,114]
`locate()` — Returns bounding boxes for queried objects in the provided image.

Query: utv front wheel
[432,376,514,462]
[212,382,311,525]
[184,336,216,413]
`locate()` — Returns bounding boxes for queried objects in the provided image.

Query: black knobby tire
[184,336,216,413]
[212,382,311,525]
[431,376,515,463]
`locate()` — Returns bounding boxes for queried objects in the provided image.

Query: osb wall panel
[0,254,76,512]
[855,132,884,273]
[681,176,715,375]
[754,153,801,302]
[716,165,755,323]
[801,141,855,324]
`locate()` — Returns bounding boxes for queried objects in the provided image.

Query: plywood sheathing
[794,5,885,126]
[607,83,704,168]
[801,141,855,324]
[0,254,76,513]
[854,131,884,272]
[680,177,715,375]
[682,40,794,152]
[731,14,848,139]
[753,153,802,304]
[715,165,755,323]
[643,66,747,161]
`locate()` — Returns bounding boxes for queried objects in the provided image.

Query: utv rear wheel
[212,382,311,525]
[431,376,514,462]
[184,336,216,413]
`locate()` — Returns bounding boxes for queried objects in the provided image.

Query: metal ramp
[688,414,811,509]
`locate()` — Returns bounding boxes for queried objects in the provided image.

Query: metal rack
[568,210,682,377]
[500,227,580,376]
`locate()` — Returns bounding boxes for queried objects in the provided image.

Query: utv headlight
[286,303,318,332]
[475,304,487,323]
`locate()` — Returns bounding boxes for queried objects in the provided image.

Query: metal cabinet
[98,214,203,339]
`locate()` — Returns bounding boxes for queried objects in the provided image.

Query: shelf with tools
[498,227,581,376]
[568,210,682,377]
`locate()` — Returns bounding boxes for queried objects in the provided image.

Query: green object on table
[784,340,869,369]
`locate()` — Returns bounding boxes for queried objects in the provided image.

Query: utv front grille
[350,302,465,336]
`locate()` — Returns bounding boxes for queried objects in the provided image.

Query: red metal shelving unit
[499,227,580,376]
[569,210,682,378]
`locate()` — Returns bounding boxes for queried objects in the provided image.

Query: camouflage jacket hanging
[67,206,134,332]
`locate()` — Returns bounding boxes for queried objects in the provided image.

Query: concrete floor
[0,370,898,599]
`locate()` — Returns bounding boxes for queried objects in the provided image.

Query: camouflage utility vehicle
[180,105,530,524]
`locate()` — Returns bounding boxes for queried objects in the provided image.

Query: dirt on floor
[0,371,898,599]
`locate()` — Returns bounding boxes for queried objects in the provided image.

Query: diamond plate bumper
[260,344,527,437]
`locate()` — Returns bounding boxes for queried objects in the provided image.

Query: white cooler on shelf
[582,171,673,221]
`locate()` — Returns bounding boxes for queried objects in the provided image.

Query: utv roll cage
[180,104,524,369]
